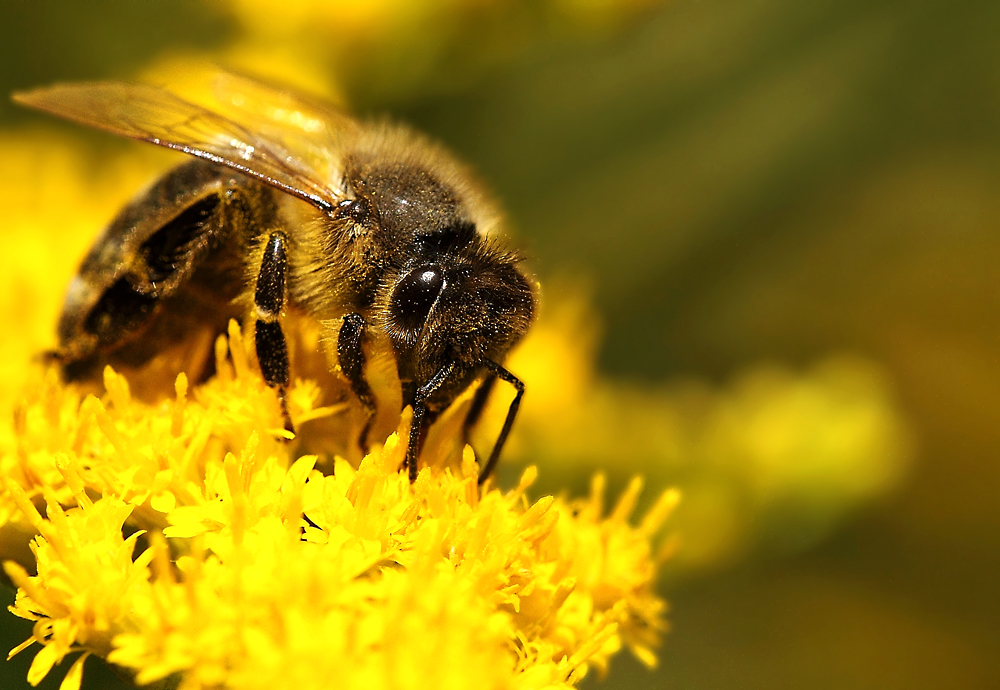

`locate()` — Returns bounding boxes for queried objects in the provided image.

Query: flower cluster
[0,323,676,690]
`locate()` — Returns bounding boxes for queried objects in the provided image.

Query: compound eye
[391,265,445,330]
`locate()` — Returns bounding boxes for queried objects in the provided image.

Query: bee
[15,73,536,484]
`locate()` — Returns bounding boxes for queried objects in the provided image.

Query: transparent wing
[210,71,358,149]
[14,81,349,214]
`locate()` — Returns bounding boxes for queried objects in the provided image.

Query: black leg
[477,360,525,485]
[337,313,377,451]
[253,232,294,433]
[406,362,455,483]
[463,373,497,446]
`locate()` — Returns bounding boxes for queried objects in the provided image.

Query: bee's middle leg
[253,231,294,433]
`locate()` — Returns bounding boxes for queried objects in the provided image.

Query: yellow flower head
[1,316,676,690]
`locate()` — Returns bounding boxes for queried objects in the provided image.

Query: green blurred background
[2,0,999,687]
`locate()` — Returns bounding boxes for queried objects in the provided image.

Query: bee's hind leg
[337,313,377,453]
[253,231,294,435]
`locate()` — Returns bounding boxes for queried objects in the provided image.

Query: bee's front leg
[405,362,455,483]
[477,360,525,485]
[336,313,377,453]
[253,231,294,434]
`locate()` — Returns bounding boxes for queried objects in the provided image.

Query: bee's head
[380,241,535,402]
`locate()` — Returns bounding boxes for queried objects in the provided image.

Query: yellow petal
[59,652,90,690]
[26,642,60,686]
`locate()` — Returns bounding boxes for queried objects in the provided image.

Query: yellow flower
[0,319,676,690]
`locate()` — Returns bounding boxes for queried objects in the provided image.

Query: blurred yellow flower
[214,0,671,103]
[496,287,914,572]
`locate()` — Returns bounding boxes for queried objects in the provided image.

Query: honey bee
[15,73,536,484]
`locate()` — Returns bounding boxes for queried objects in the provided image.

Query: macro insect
[15,73,536,484]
